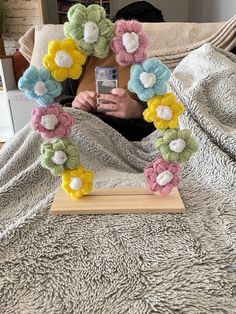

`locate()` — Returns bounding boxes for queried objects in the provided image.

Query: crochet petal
[51,166,65,176]
[52,68,69,81]
[47,104,62,116]
[143,59,158,72]
[67,3,87,24]
[128,79,144,94]
[179,129,191,140]
[53,140,66,151]
[163,129,178,142]
[66,157,80,169]
[65,145,79,157]
[23,66,39,83]
[25,90,37,100]
[18,77,32,91]
[153,82,168,95]
[68,64,82,79]
[61,38,76,53]
[81,183,93,195]
[38,68,51,82]
[133,48,147,64]
[139,88,154,102]
[58,112,74,127]
[116,50,134,66]
[64,22,83,41]
[156,138,166,149]
[115,20,128,36]
[154,120,169,130]
[168,118,179,129]
[186,138,199,152]
[43,55,57,72]
[126,20,142,33]
[143,108,156,122]
[159,144,171,155]
[165,151,179,162]
[172,102,185,115]
[178,150,193,163]
[71,190,83,199]
[130,64,143,77]
[161,93,175,104]
[47,40,61,55]
[79,38,93,55]
[71,50,87,65]
[138,32,149,49]
[93,36,109,58]
[110,37,123,53]
[87,4,106,23]
[41,158,55,170]
[37,94,54,106]
[98,19,114,38]
[160,185,173,195]
[45,80,62,97]
[55,125,69,137]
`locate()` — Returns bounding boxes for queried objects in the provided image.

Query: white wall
[188,0,236,22]
[111,0,189,22]
[111,0,236,22]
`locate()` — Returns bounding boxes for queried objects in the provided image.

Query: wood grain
[50,187,185,215]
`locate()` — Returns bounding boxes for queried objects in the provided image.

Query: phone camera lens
[112,69,117,74]
[112,74,116,79]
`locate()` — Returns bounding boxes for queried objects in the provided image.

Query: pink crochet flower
[31,104,74,139]
[110,20,149,66]
[144,158,180,195]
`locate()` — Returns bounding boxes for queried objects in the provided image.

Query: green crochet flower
[64,4,114,59]
[41,139,80,176]
[156,129,199,163]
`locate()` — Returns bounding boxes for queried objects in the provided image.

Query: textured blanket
[0,44,236,313]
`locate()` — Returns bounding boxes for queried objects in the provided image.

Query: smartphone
[95,66,119,111]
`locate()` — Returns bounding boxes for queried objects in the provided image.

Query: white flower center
[55,50,73,68]
[156,106,173,121]
[40,114,59,130]
[84,21,99,44]
[70,177,82,190]
[140,72,156,88]
[34,81,48,96]
[169,139,186,153]
[156,170,174,186]
[122,32,140,53]
[51,150,68,165]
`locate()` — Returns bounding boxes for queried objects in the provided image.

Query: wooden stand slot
[50,188,185,215]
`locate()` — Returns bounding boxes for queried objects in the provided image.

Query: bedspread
[0,44,235,313]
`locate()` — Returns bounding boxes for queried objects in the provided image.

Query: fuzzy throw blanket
[0,44,236,313]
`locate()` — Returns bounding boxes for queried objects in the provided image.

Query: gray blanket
[0,44,235,313]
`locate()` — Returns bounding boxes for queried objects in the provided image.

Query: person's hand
[97,88,144,119]
[72,91,97,112]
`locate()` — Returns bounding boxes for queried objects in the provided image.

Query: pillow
[19,17,236,70]
[30,25,64,68]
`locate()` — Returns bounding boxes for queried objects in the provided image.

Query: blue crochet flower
[18,66,62,106]
[128,59,171,102]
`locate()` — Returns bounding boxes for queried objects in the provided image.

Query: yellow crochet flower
[143,93,185,130]
[43,38,87,81]
[62,165,93,199]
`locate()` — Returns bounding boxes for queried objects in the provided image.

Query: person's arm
[97,88,144,119]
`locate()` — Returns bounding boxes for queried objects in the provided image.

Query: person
[70,50,155,141]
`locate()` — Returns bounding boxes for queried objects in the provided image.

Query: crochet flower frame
[18,3,198,200]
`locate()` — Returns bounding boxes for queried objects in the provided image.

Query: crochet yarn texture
[18,3,198,199]
[64,4,114,59]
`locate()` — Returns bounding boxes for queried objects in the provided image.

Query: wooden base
[50,188,185,215]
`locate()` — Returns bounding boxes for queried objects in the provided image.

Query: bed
[0,19,236,313]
